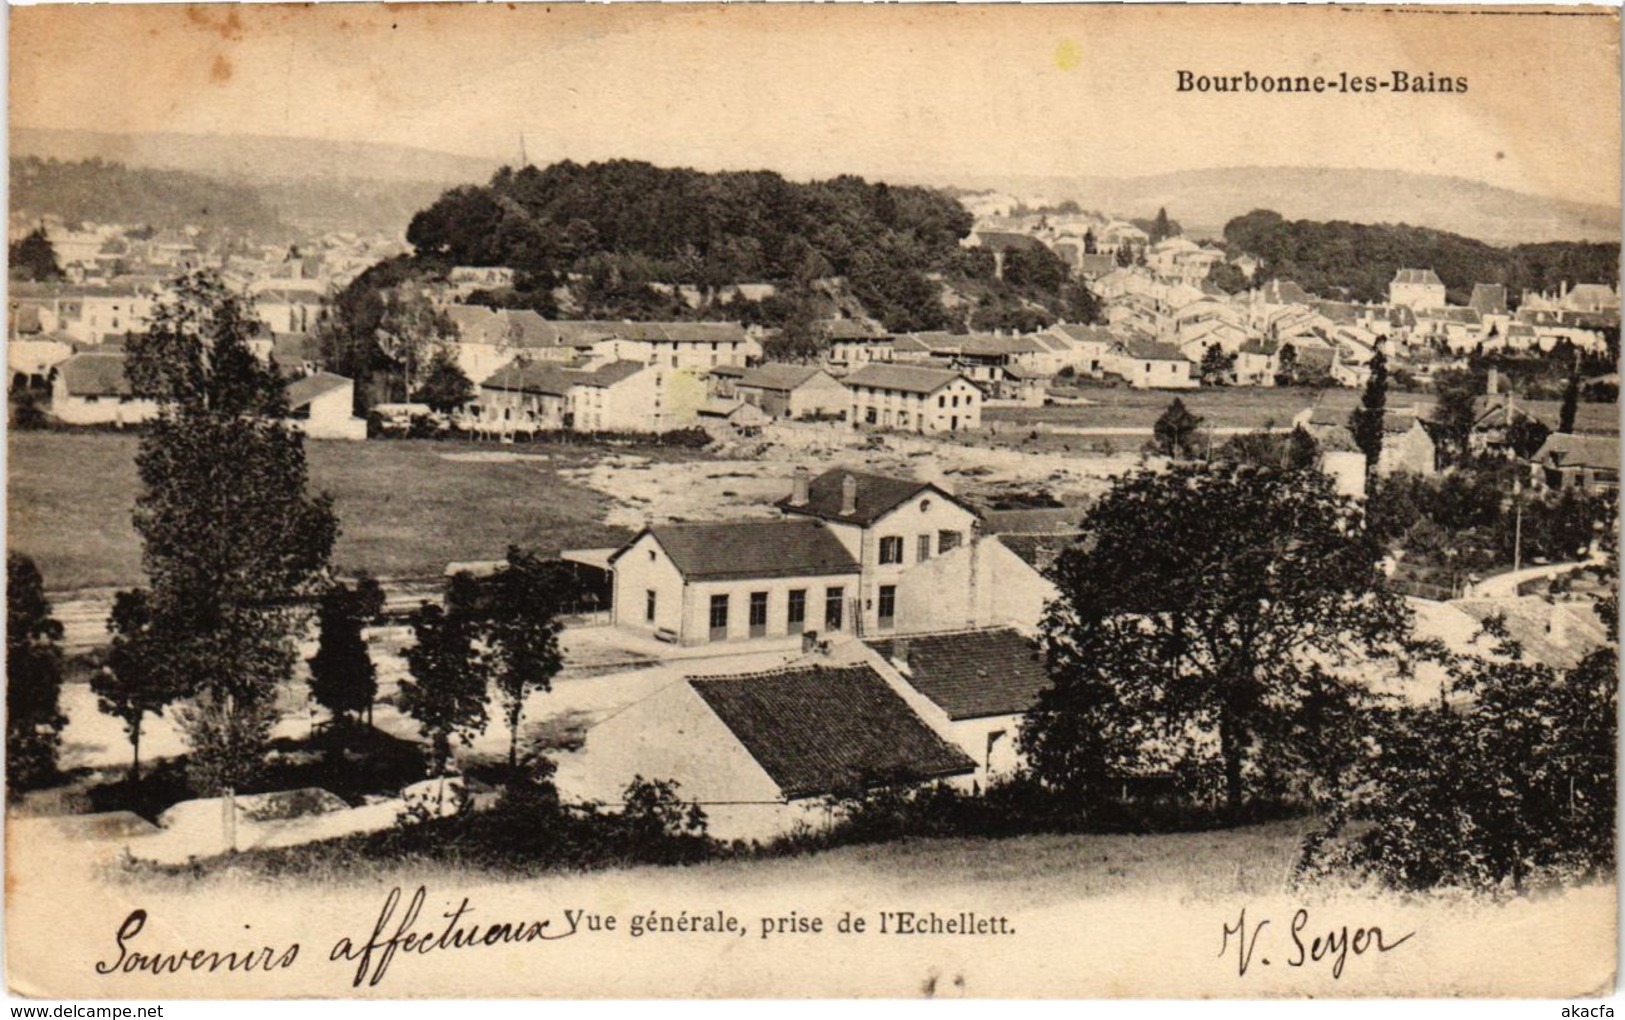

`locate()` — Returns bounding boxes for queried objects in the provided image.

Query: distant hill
[11,127,501,187]
[919,167,1621,246]
[9,156,288,238]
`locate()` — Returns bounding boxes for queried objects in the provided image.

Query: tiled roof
[778,468,972,526]
[867,628,1052,721]
[994,533,1073,574]
[625,519,859,581]
[1048,323,1117,346]
[609,321,748,344]
[285,371,351,410]
[1259,280,1314,306]
[738,363,825,392]
[1469,284,1508,314]
[1392,268,1444,286]
[818,319,886,341]
[980,508,1084,535]
[480,361,576,397]
[1120,338,1189,362]
[571,360,644,388]
[958,333,1045,356]
[843,363,969,395]
[55,352,132,397]
[689,664,976,799]
[1533,433,1620,471]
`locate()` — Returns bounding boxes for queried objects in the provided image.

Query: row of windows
[647,584,899,640]
[877,531,962,565]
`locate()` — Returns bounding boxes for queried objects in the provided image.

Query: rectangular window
[824,586,844,632]
[879,536,903,565]
[938,395,946,408]
[865,408,877,425]
[645,589,657,624]
[917,535,932,562]
[787,589,807,633]
[878,585,896,629]
[709,594,729,641]
[938,530,962,554]
[749,591,768,638]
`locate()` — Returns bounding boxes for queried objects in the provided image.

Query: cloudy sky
[11,4,1621,207]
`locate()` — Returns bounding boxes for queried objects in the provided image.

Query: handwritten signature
[1219,906,1414,979]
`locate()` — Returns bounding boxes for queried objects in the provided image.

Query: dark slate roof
[1469,283,1508,315]
[777,468,973,526]
[619,519,859,581]
[818,319,886,341]
[689,664,976,799]
[55,352,132,397]
[285,371,351,410]
[867,628,1052,721]
[843,363,970,395]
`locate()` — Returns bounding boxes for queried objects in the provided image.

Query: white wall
[611,533,687,636]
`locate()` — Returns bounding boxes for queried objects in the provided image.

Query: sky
[9,4,1623,208]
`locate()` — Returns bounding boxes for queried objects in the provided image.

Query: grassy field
[6,432,708,591]
[986,384,1620,434]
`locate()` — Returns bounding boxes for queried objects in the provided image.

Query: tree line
[1224,209,1620,305]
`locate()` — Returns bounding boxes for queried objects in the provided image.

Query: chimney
[891,637,912,674]
[840,473,858,516]
[789,466,810,507]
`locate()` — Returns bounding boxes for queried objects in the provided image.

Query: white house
[608,519,862,645]
[48,351,158,426]
[1389,269,1447,310]
[843,363,984,432]
[865,628,1052,785]
[1103,338,1198,389]
[733,364,848,419]
[777,468,983,636]
[285,372,366,441]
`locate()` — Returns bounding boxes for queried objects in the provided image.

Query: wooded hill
[1224,209,1620,306]
[401,160,1098,332]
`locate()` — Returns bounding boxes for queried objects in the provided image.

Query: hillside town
[6,176,1620,881]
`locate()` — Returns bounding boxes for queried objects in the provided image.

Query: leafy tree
[1558,359,1581,434]
[1149,207,1174,245]
[122,273,338,795]
[1028,464,1411,815]
[8,228,64,282]
[1430,368,1482,467]
[1151,398,1204,458]
[413,348,475,414]
[6,554,67,792]
[1207,262,1250,295]
[375,289,455,402]
[307,576,385,730]
[1114,241,1134,269]
[400,576,489,776]
[1349,349,1389,476]
[1319,598,1616,892]
[1002,245,1071,294]
[97,588,184,781]
[1199,345,1236,386]
[1059,280,1105,325]
[480,548,573,772]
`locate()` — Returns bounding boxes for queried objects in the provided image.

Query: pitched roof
[738,363,825,392]
[607,321,748,344]
[980,507,1084,535]
[958,333,1045,357]
[1120,338,1189,362]
[1392,268,1444,287]
[622,519,859,581]
[818,318,886,341]
[1469,283,1508,315]
[867,629,1052,720]
[480,360,576,397]
[994,533,1074,573]
[777,468,973,526]
[571,360,644,388]
[1258,279,1314,306]
[843,362,970,395]
[285,371,351,410]
[1048,323,1117,346]
[689,665,976,799]
[1532,433,1620,471]
[55,352,132,397]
